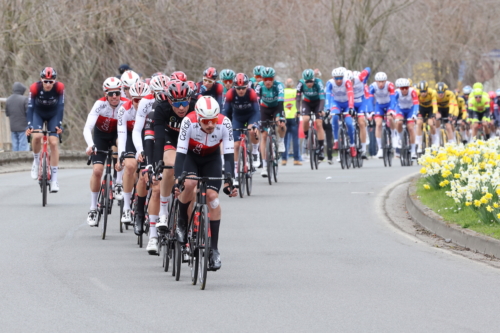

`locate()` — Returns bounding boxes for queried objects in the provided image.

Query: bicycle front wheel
[42,154,48,207]
[246,144,253,196]
[266,136,272,185]
[273,138,279,183]
[238,147,245,198]
[102,175,110,240]
[308,128,315,170]
[198,205,210,290]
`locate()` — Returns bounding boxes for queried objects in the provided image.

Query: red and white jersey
[353,77,365,104]
[133,94,155,153]
[177,112,234,157]
[83,96,128,148]
[395,88,418,109]
[369,81,395,105]
[117,100,139,156]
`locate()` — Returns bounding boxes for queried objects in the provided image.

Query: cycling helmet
[353,71,361,80]
[195,96,220,120]
[149,74,170,93]
[302,69,315,81]
[418,80,429,92]
[462,85,472,95]
[151,71,164,77]
[130,81,151,99]
[186,81,197,97]
[473,82,483,90]
[220,69,236,81]
[170,71,187,82]
[436,82,448,93]
[395,78,410,88]
[40,67,57,80]
[102,77,122,91]
[331,67,346,77]
[472,88,483,96]
[496,88,500,97]
[253,66,265,77]
[374,72,387,81]
[203,67,218,80]
[344,70,354,81]
[489,91,496,99]
[234,73,249,87]
[121,70,140,87]
[166,80,191,101]
[261,67,276,78]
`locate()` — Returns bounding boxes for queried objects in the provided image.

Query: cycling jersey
[392,88,419,119]
[296,78,325,102]
[457,96,467,119]
[255,81,285,108]
[468,92,491,112]
[436,90,458,115]
[132,94,156,164]
[117,100,139,158]
[83,97,128,147]
[352,68,370,105]
[27,81,65,135]
[222,88,260,122]
[196,81,224,107]
[325,78,354,112]
[417,89,438,113]
[368,81,396,116]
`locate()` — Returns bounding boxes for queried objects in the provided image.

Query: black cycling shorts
[438,107,450,123]
[92,128,117,165]
[301,99,322,118]
[470,110,491,122]
[418,106,434,120]
[124,131,136,157]
[260,105,282,123]
[164,130,179,151]
[183,151,223,193]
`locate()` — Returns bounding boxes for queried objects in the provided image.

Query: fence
[0,98,11,152]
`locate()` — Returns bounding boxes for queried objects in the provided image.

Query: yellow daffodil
[420,168,427,174]
[423,184,430,190]
[474,200,481,207]
[487,205,493,212]
[465,202,472,206]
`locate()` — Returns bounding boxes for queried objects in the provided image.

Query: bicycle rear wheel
[42,154,48,207]
[339,129,346,169]
[198,205,210,290]
[246,145,253,196]
[175,235,182,281]
[238,147,245,198]
[102,175,110,240]
[119,199,124,233]
[266,136,272,185]
[308,128,315,170]
[273,139,279,183]
[313,129,319,170]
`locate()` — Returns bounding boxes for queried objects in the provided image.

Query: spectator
[283,78,301,165]
[5,82,29,151]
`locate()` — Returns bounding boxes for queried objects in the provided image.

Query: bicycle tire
[238,147,245,198]
[339,129,346,169]
[308,128,315,170]
[175,236,182,281]
[382,128,388,167]
[198,205,210,290]
[102,175,110,240]
[119,199,124,233]
[273,138,279,183]
[96,184,104,227]
[313,129,319,170]
[266,136,272,185]
[246,145,253,196]
[440,129,446,147]
[42,154,47,207]
[190,211,199,285]
[162,237,170,272]
[405,130,412,166]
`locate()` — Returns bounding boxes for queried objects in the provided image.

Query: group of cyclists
[24,65,500,273]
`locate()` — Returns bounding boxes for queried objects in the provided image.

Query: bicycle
[380,114,393,167]
[305,113,319,170]
[352,112,363,168]
[234,128,255,198]
[437,116,449,147]
[261,120,280,185]
[418,116,432,160]
[176,171,233,290]
[27,123,62,207]
[337,112,351,170]
[399,118,413,167]
[86,148,115,240]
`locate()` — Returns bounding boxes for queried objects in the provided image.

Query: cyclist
[455,92,468,144]
[254,67,287,177]
[84,77,128,226]
[416,80,438,150]
[174,96,237,271]
[196,67,224,106]
[468,86,491,139]
[132,75,169,253]
[26,67,64,192]
[116,81,150,225]
[367,72,396,158]
[170,71,187,82]
[153,80,195,232]
[435,82,458,144]
[392,78,418,159]
[222,73,260,185]
[120,70,140,99]
[249,65,265,89]
[219,69,236,95]
[351,68,371,158]
[296,69,326,161]
[325,67,356,158]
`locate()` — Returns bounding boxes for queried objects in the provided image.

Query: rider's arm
[174,117,192,178]
[26,83,37,128]
[144,130,155,166]
[431,90,438,114]
[117,106,127,158]
[221,116,235,178]
[317,79,326,100]
[277,82,285,117]
[215,83,224,107]
[222,89,233,121]
[295,81,303,112]
[83,100,101,148]
[55,82,65,127]
[411,89,419,117]
[345,80,354,109]
[358,67,371,84]
[132,99,149,154]
[249,89,260,125]
[325,80,333,111]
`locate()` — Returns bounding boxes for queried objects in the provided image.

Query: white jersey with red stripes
[177,112,234,157]
[395,88,418,109]
[117,100,139,156]
[369,81,395,105]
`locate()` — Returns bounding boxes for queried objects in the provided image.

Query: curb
[406,177,500,258]
[0,150,90,174]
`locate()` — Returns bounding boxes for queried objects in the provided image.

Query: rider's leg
[90,164,104,210]
[358,116,367,152]
[48,135,60,183]
[408,121,416,153]
[375,116,383,149]
[160,149,176,218]
[122,157,137,211]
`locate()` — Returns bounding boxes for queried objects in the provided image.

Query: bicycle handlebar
[27,130,62,144]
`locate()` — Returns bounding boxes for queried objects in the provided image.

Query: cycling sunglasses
[305,80,314,84]
[203,78,215,84]
[171,100,189,108]
[263,78,274,82]
[334,76,344,80]
[200,118,217,125]
[235,86,247,90]
[43,80,55,84]
[223,80,233,84]
[106,91,121,97]
[400,87,409,90]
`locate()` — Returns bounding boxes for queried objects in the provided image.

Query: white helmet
[375,72,387,81]
[195,96,220,120]
[130,81,151,99]
[344,70,354,81]
[331,67,346,77]
[102,77,122,91]
[395,78,410,88]
[121,70,140,87]
[149,74,170,93]
[352,71,360,79]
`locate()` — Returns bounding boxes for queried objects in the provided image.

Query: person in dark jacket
[5,82,29,151]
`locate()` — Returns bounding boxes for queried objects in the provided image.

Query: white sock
[361,143,366,152]
[50,166,58,182]
[376,138,382,148]
[90,192,98,210]
[432,134,440,145]
[234,161,238,177]
[416,135,422,146]
[262,159,267,168]
[33,153,40,164]
[116,169,124,184]
[160,195,170,217]
[123,192,132,210]
[252,144,259,154]
[448,139,455,143]
[149,215,158,239]
[411,143,416,153]
[221,154,224,165]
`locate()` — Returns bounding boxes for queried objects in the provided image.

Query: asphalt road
[2,158,500,332]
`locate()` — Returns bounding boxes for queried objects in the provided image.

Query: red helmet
[151,71,164,77]
[170,71,187,82]
[186,81,197,97]
[203,67,218,80]
[234,73,249,87]
[489,91,497,99]
[166,80,191,101]
[40,67,57,80]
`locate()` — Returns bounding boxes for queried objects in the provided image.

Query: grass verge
[416,178,500,240]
